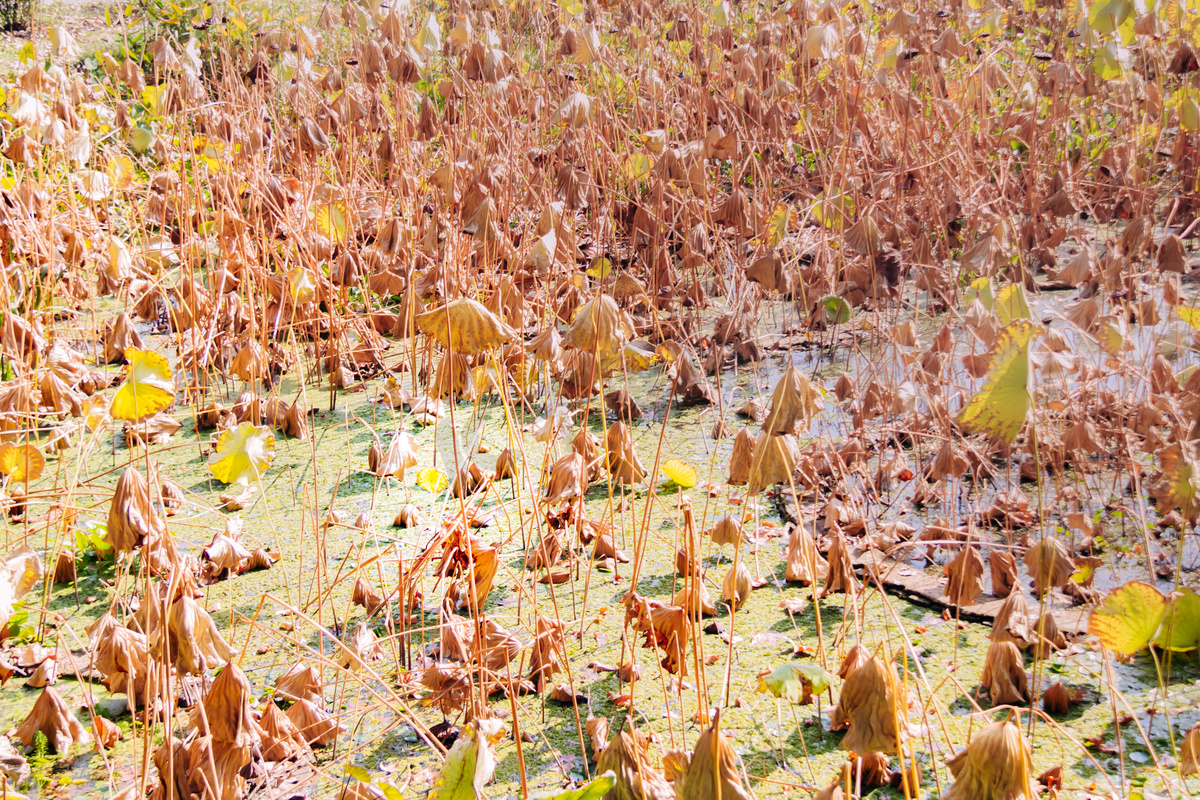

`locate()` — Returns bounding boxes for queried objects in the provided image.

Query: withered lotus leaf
[1022,537,1074,597]
[721,562,752,610]
[15,686,90,752]
[1181,720,1200,775]
[105,466,167,554]
[352,577,385,615]
[260,701,308,761]
[945,545,985,607]
[165,594,236,676]
[528,615,565,691]
[604,422,646,484]
[989,550,1019,598]
[785,523,828,584]
[746,431,802,495]
[830,654,904,755]
[727,428,754,486]
[0,545,41,631]
[991,591,1032,646]
[275,662,323,705]
[821,531,858,598]
[707,515,745,547]
[393,503,422,527]
[415,297,516,356]
[673,580,718,618]
[624,592,689,675]
[677,710,753,800]
[596,724,675,800]
[564,294,634,355]
[199,662,259,748]
[941,720,1035,800]
[339,622,384,672]
[593,531,630,563]
[762,365,823,436]
[473,617,521,672]
[980,641,1028,706]
[285,698,342,746]
[544,452,587,504]
[1041,682,1071,716]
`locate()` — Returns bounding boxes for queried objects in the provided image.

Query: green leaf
[529,771,616,800]
[344,765,372,783]
[1088,581,1167,656]
[956,320,1038,443]
[963,277,994,310]
[1088,0,1133,35]
[756,662,833,703]
[994,283,1031,326]
[428,720,502,800]
[1153,589,1200,652]
[821,295,852,325]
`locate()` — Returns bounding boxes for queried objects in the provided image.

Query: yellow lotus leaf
[0,443,44,482]
[956,320,1037,444]
[1088,581,1166,656]
[110,348,175,422]
[994,283,1031,326]
[417,467,449,493]
[208,422,276,485]
[662,458,697,488]
[415,298,516,356]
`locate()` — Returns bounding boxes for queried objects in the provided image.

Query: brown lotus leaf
[980,640,1028,706]
[525,532,564,571]
[585,715,609,758]
[415,297,515,356]
[1179,721,1200,776]
[746,431,801,495]
[240,547,278,573]
[421,663,471,715]
[451,463,487,498]
[830,654,904,755]
[945,545,984,607]
[706,515,744,547]
[352,577,385,615]
[762,365,822,436]
[1042,682,1070,716]
[727,428,754,486]
[624,591,688,675]
[593,531,629,562]
[25,659,57,688]
[474,617,521,672]
[152,734,251,800]
[198,661,259,748]
[670,347,718,405]
[102,313,143,364]
[1029,612,1066,658]
[545,452,587,504]
[202,526,252,579]
[285,697,342,746]
[1022,537,1073,597]
[271,662,319,705]
[393,503,422,528]
[339,622,384,672]
[597,723,675,800]
[857,751,892,788]
[527,326,564,368]
[437,529,499,610]
[721,562,752,610]
[52,549,76,584]
[605,389,643,421]
[105,466,167,554]
[676,710,753,800]
[528,615,565,691]
[260,700,307,761]
[565,294,634,355]
[989,550,1019,598]
[991,591,1032,646]
[493,448,517,481]
[821,530,858,598]
[673,581,718,618]
[785,523,827,584]
[15,686,90,752]
[93,715,122,749]
[941,719,1035,800]
[370,432,418,479]
[89,613,148,701]
[604,421,646,484]
[165,594,235,676]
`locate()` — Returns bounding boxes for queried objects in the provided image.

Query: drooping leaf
[821,295,852,325]
[994,283,1031,326]
[428,719,504,800]
[964,277,994,310]
[417,468,449,493]
[1154,589,1200,652]
[1088,582,1167,656]
[0,443,44,482]
[110,348,175,422]
[956,320,1037,443]
[528,771,616,800]
[208,423,276,485]
[661,458,697,488]
[757,662,833,703]
[1151,443,1200,521]
[415,298,516,356]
